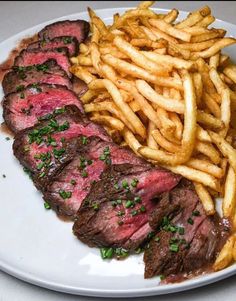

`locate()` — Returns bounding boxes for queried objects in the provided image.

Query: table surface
[1,1,236,300]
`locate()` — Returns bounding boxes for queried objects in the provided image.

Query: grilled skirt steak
[27,36,79,57]
[38,20,90,43]
[14,48,71,77]
[13,105,110,190]
[43,137,149,219]
[143,179,230,280]
[2,60,72,94]
[3,84,84,133]
[73,164,181,250]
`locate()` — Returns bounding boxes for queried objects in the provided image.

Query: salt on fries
[70,1,236,271]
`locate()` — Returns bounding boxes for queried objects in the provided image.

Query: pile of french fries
[70,1,236,271]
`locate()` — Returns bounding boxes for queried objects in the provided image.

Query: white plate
[0,7,236,298]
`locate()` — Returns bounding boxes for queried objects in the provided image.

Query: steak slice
[27,36,79,57]
[2,60,72,94]
[3,84,84,133]
[143,179,230,280]
[38,20,90,43]
[43,138,149,219]
[73,164,181,250]
[14,48,71,77]
[72,77,88,97]
[13,105,110,190]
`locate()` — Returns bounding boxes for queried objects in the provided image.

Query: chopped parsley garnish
[20,92,25,99]
[31,83,42,92]
[114,247,129,258]
[16,85,25,92]
[53,148,65,159]
[134,196,141,203]
[39,172,46,178]
[169,243,179,253]
[140,205,146,213]
[160,275,166,281]
[63,37,73,44]
[59,190,72,199]
[187,217,194,225]
[81,170,88,178]
[117,220,124,226]
[37,162,45,170]
[131,178,139,187]
[36,64,49,72]
[100,247,113,259]
[92,203,100,211]
[116,199,122,204]
[155,237,160,242]
[125,200,134,208]
[122,180,129,189]
[147,232,155,240]
[192,210,200,216]
[2,174,6,178]
[70,179,76,185]
[81,136,88,145]
[44,202,51,209]
[131,210,138,216]
[117,210,125,216]
[5,137,10,141]
[54,108,66,115]
[99,147,111,165]
[178,227,185,235]
[114,183,119,190]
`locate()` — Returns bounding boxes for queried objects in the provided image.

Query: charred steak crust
[27,36,79,57]
[13,105,110,190]
[143,179,230,280]
[38,20,90,43]
[73,164,180,250]
[2,59,72,94]
[3,83,84,133]
[14,48,71,77]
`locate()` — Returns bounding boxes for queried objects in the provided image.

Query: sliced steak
[38,20,90,43]
[43,138,149,219]
[14,48,71,77]
[72,77,88,97]
[2,60,72,94]
[27,36,79,57]
[13,105,110,190]
[143,180,230,280]
[73,164,181,250]
[3,84,84,133]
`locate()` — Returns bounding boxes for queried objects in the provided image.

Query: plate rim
[1,6,236,298]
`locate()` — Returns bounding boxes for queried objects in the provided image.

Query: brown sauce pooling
[0,35,37,82]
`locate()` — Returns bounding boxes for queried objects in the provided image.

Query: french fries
[70,1,236,273]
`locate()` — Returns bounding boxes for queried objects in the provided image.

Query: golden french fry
[113,36,170,75]
[80,90,98,103]
[103,79,146,138]
[175,6,210,29]
[209,53,220,69]
[149,26,179,44]
[191,29,226,43]
[193,72,203,105]
[90,42,102,75]
[163,9,179,24]
[209,131,236,173]
[169,112,183,140]
[194,182,215,215]
[138,1,155,9]
[196,126,212,143]
[177,39,218,51]
[223,166,236,218]
[122,127,142,155]
[203,92,221,118]
[223,65,236,84]
[149,19,191,42]
[220,88,231,137]
[102,54,182,89]
[70,66,96,84]
[195,141,221,164]
[197,111,223,129]
[91,115,124,131]
[147,121,159,149]
[136,80,184,113]
[130,38,167,48]
[191,38,236,59]
[195,14,215,27]
[141,51,193,69]
[152,129,181,153]
[214,235,235,271]
[163,164,220,191]
[187,158,223,179]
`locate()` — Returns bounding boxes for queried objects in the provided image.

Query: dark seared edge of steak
[38,20,90,43]
[72,77,88,97]
[43,137,149,220]
[13,105,111,190]
[2,59,72,94]
[27,36,79,57]
[143,179,230,280]
[73,164,181,250]
[3,83,84,133]
[14,48,71,77]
